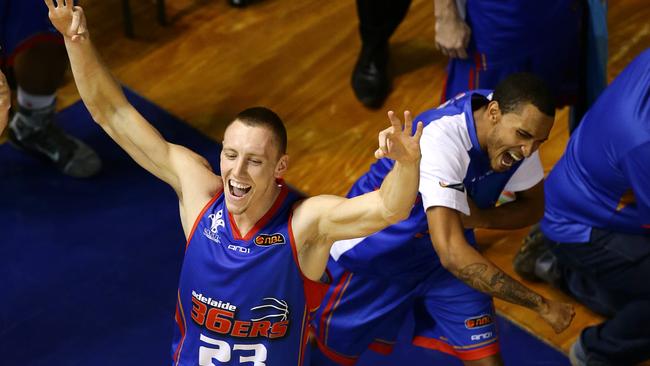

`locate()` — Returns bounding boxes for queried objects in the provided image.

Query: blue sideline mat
[0,90,569,365]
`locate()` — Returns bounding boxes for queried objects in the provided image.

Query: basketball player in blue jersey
[533,50,650,366]
[312,73,575,366]
[46,2,424,365]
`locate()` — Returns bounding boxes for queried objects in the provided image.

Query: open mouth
[228,179,252,198]
[501,151,523,168]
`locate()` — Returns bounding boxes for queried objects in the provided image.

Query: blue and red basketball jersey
[172,185,325,366]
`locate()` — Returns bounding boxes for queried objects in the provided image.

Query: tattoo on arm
[457,263,543,310]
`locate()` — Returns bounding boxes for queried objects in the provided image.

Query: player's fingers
[374,148,385,159]
[413,121,424,142]
[377,129,389,156]
[71,9,81,32]
[44,0,55,10]
[387,110,402,131]
[76,7,87,34]
[65,0,72,9]
[403,110,412,134]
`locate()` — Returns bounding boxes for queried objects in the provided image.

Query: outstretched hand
[0,70,10,135]
[45,0,88,42]
[375,110,423,164]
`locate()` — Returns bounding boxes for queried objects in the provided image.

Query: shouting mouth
[228,179,252,198]
[501,150,523,168]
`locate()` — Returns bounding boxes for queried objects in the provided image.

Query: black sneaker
[513,224,548,281]
[8,104,102,178]
[351,45,390,109]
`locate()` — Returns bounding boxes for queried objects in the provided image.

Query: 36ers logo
[464,314,493,329]
[254,233,286,247]
[191,293,289,339]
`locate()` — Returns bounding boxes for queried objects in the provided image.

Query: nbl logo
[254,233,286,247]
[464,314,493,329]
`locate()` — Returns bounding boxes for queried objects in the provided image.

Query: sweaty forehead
[505,104,553,134]
[223,122,277,156]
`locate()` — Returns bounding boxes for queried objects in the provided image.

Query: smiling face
[485,102,554,172]
[220,120,288,216]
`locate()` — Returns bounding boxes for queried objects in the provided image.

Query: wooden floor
[54,0,650,360]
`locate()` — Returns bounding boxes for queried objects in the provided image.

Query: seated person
[519,49,650,366]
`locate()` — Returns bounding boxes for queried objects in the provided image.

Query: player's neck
[473,106,490,152]
[231,184,282,235]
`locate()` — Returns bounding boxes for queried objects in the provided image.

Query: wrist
[395,157,421,167]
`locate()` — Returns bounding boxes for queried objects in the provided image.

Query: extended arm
[428,205,575,333]
[296,111,423,243]
[45,1,219,199]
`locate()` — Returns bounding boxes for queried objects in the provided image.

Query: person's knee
[13,41,68,94]
[462,354,503,366]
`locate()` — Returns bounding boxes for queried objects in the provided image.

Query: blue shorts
[311,257,499,365]
[0,0,63,66]
[442,37,579,107]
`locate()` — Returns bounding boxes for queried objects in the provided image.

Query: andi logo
[254,233,286,247]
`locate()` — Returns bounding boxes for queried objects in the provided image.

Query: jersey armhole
[184,189,224,251]
[287,204,330,312]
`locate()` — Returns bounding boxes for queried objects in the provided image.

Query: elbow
[438,251,459,273]
[85,103,109,126]
[383,208,411,225]
[432,239,461,274]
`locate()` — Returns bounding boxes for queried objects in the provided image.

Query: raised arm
[296,111,422,242]
[427,206,575,333]
[292,111,422,280]
[45,1,220,204]
[0,70,9,135]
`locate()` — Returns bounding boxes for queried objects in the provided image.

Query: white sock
[17,87,56,110]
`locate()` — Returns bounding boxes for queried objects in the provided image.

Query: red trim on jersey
[287,209,330,313]
[172,290,188,365]
[412,335,500,361]
[440,72,450,104]
[297,306,310,366]
[228,184,289,241]
[317,270,350,341]
[313,335,358,366]
[184,190,224,251]
[474,52,483,87]
[468,65,475,90]
[643,224,650,229]
[368,339,394,355]
[5,34,64,67]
